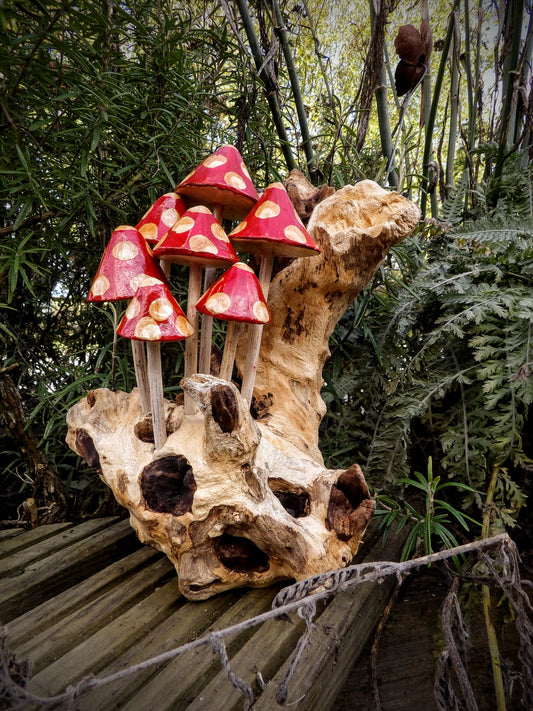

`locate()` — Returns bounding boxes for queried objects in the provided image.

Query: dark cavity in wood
[327,465,372,542]
[272,490,310,518]
[141,454,196,516]
[215,534,270,574]
[134,417,154,443]
[75,428,101,472]
[211,384,239,433]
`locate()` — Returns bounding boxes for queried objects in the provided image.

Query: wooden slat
[0,522,74,559]
[28,578,184,697]
[0,518,138,622]
[74,591,243,711]
[0,527,26,542]
[6,546,163,647]
[119,586,283,711]
[17,555,174,673]
[0,518,117,574]
[253,529,407,710]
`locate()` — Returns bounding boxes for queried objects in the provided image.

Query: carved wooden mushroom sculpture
[153,206,238,414]
[229,182,320,403]
[175,144,260,373]
[87,225,169,415]
[196,262,270,383]
[67,178,422,601]
[117,277,193,449]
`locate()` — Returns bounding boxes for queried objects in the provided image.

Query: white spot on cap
[90,275,110,297]
[112,241,139,260]
[205,292,231,314]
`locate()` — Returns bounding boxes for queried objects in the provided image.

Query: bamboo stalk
[219,321,242,382]
[420,1,460,218]
[445,16,461,198]
[233,0,296,172]
[368,0,398,189]
[146,341,166,449]
[184,263,202,415]
[481,464,507,711]
[271,0,317,182]
[488,0,524,206]
[240,252,274,404]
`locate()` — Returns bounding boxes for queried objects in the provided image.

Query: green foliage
[375,457,480,561]
[320,211,532,540]
[0,0,283,518]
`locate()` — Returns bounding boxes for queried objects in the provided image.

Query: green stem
[489,0,525,206]
[446,14,460,198]
[271,0,317,182]
[420,0,460,218]
[481,465,507,711]
[233,0,296,173]
[370,0,398,189]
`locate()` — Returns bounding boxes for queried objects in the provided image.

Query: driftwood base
[66,377,375,600]
[66,177,421,599]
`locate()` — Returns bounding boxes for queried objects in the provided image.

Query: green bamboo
[233,0,296,173]
[489,0,525,206]
[420,0,460,218]
[271,0,317,182]
[446,17,460,198]
[481,465,507,711]
[370,0,398,189]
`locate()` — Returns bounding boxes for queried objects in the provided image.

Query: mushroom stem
[159,258,171,280]
[219,321,242,382]
[198,204,223,374]
[240,252,274,404]
[146,341,166,449]
[184,263,202,414]
[198,267,216,373]
[131,340,151,415]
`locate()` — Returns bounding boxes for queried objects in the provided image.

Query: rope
[1,532,528,710]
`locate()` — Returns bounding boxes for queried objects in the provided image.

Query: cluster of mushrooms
[87,145,320,449]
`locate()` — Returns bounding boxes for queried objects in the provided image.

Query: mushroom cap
[228,182,321,259]
[116,278,194,341]
[87,226,169,302]
[196,262,270,324]
[153,206,238,268]
[175,145,260,221]
[136,192,187,245]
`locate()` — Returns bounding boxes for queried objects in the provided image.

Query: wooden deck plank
[0,518,138,622]
[17,555,174,673]
[252,528,407,710]
[185,606,307,711]
[0,522,75,559]
[3,517,410,711]
[6,546,161,647]
[28,578,184,696]
[0,518,118,573]
[119,586,283,711]
[73,591,242,711]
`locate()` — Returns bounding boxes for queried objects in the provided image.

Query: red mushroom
[196,262,270,382]
[153,206,238,414]
[117,277,194,448]
[175,145,260,373]
[136,192,187,279]
[136,192,187,246]
[228,182,320,404]
[87,225,170,415]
